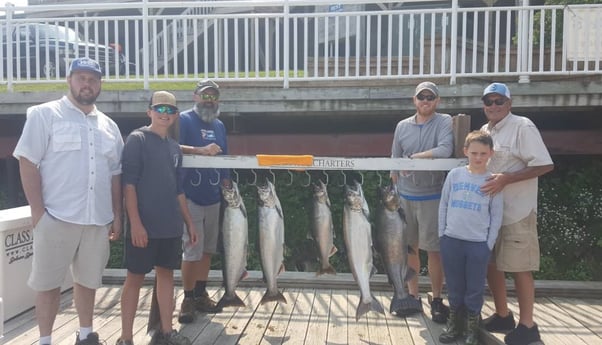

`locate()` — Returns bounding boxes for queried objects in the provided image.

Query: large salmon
[217,181,248,309]
[343,181,385,321]
[257,180,287,304]
[375,184,416,314]
[311,180,337,275]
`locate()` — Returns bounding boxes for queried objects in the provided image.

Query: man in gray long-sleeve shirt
[390,81,454,322]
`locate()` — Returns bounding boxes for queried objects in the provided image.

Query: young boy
[438,130,503,345]
[117,91,197,345]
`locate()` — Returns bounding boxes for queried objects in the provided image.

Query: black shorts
[125,237,182,274]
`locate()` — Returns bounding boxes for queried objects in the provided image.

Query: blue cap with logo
[482,82,511,99]
[69,57,102,77]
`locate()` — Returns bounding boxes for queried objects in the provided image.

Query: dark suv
[1,23,130,79]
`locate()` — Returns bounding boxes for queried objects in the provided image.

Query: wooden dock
[2,271,601,345]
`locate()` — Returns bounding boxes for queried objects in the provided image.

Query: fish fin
[328,245,338,257]
[390,296,403,314]
[316,265,336,276]
[407,245,416,255]
[240,269,249,281]
[240,202,247,219]
[355,302,371,322]
[217,293,246,309]
[397,207,406,222]
[278,263,286,275]
[260,290,287,305]
[370,265,378,277]
[306,231,314,240]
[371,294,385,314]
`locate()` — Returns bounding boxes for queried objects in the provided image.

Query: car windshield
[16,24,88,42]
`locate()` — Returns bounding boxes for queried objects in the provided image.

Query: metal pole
[450,0,458,85]
[519,0,530,83]
[283,0,290,89]
[142,0,150,90]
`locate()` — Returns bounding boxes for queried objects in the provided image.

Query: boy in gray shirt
[438,131,503,345]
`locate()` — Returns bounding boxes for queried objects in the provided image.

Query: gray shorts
[28,211,110,291]
[182,199,220,261]
[493,211,540,272]
[400,198,440,252]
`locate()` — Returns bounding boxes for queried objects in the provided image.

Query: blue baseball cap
[482,82,511,99]
[69,57,102,77]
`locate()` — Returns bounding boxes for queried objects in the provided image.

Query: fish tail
[371,294,385,315]
[260,290,287,305]
[355,302,372,321]
[217,293,246,309]
[316,264,337,276]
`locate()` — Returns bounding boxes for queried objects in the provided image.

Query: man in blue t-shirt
[177,79,230,323]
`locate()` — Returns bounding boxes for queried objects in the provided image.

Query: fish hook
[358,171,364,185]
[322,170,329,185]
[247,169,257,186]
[285,170,294,186]
[338,170,347,187]
[301,170,311,187]
[269,169,276,185]
[232,169,239,184]
[210,169,221,186]
[376,171,383,186]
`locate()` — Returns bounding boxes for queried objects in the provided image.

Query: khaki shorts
[493,211,540,272]
[182,200,220,261]
[28,212,110,291]
[400,198,440,252]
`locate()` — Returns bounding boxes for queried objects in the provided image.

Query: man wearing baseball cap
[177,79,231,323]
[480,82,553,345]
[13,57,123,345]
[390,81,454,323]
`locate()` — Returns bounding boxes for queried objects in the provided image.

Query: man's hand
[109,220,122,241]
[481,173,508,195]
[186,224,199,247]
[202,143,222,156]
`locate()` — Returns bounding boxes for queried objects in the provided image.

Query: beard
[195,103,220,122]
[71,87,100,106]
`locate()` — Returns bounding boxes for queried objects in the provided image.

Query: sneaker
[74,332,103,345]
[394,295,423,317]
[194,294,222,313]
[504,323,541,345]
[430,297,450,324]
[153,330,192,345]
[483,311,516,333]
[115,339,134,345]
[178,297,196,324]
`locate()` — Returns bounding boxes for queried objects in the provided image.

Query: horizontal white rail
[183,155,467,171]
[1,1,601,90]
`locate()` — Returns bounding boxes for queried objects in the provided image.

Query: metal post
[6,3,14,92]
[518,0,530,83]
[450,0,458,85]
[283,0,290,89]
[142,0,150,90]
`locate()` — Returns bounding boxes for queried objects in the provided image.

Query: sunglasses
[151,105,178,115]
[483,98,507,106]
[200,93,219,101]
[416,94,437,101]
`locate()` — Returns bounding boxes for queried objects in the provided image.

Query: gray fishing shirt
[391,112,454,198]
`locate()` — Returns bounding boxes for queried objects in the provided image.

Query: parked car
[1,23,132,79]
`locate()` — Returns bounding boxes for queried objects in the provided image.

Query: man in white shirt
[480,83,553,345]
[13,57,124,345]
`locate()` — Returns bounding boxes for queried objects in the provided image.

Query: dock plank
[234,289,277,345]
[346,289,370,345]
[282,288,313,344]
[326,289,349,345]
[375,291,415,345]
[304,288,331,344]
[258,288,300,345]
[552,297,602,338]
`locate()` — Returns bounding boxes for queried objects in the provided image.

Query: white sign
[565,7,602,61]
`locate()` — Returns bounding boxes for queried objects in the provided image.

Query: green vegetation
[102,159,602,281]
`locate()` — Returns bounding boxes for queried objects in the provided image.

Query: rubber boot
[439,307,465,343]
[465,311,481,345]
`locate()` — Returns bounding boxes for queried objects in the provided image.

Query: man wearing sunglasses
[480,83,553,345]
[390,81,454,323]
[177,79,230,323]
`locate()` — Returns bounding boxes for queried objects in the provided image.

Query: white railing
[1,0,601,90]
